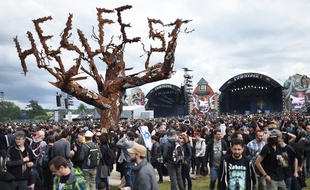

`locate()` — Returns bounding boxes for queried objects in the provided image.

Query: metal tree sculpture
[13,5,192,131]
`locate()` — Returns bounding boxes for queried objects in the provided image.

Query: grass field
[110,176,310,190]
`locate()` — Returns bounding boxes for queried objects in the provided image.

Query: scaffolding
[0,92,4,102]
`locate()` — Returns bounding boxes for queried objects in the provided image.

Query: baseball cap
[268,129,282,138]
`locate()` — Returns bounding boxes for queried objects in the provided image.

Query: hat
[127,144,147,157]
[84,130,94,138]
[83,126,89,131]
[34,130,44,138]
[268,129,282,138]
[33,137,42,143]
[33,131,43,142]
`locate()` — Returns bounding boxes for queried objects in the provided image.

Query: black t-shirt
[227,156,247,190]
[280,144,297,177]
[259,144,284,181]
[60,172,70,183]
[290,142,307,166]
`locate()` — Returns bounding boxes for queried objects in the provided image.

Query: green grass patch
[110,176,310,190]
[110,176,212,190]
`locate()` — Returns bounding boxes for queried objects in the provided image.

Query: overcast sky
[1,0,310,110]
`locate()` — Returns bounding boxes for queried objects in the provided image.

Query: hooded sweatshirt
[132,159,158,190]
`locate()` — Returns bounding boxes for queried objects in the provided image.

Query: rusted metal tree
[13,5,191,131]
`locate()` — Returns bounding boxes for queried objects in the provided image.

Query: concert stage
[219,73,283,114]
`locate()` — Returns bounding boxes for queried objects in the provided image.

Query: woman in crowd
[200,127,211,177]
[179,134,192,190]
[150,135,163,183]
[99,133,112,190]
[201,127,211,147]
[192,133,206,180]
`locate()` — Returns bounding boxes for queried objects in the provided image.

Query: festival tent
[74,110,89,120]
[91,109,101,120]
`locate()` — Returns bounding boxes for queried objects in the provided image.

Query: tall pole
[182,68,193,116]
[0,92,4,102]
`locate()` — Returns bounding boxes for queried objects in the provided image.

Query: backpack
[30,141,41,157]
[84,142,100,168]
[170,141,184,165]
[160,135,169,151]
[103,144,116,166]
[37,145,51,168]
[0,151,6,172]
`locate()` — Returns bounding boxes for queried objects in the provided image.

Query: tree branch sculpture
[13,5,192,131]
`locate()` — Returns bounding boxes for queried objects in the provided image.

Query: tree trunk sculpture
[13,5,192,131]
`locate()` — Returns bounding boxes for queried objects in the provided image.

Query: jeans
[195,157,204,175]
[100,177,110,190]
[182,162,192,190]
[14,180,28,190]
[152,160,163,181]
[167,162,185,190]
[32,165,43,182]
[210,166,218,190]
[123,161,135,189]
[307,150,310,170]
[284,177,292,190]
[83,168,97,190]
[45,167,53,190]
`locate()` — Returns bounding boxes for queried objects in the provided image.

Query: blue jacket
[182,142,192,164]
[162,138,178,164]
[116,138,135,162]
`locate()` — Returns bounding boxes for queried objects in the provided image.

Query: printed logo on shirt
[228,163,246,190]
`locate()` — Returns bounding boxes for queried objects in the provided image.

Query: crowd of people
[0,112,309,190]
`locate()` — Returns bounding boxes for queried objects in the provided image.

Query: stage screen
[290,91,306,110]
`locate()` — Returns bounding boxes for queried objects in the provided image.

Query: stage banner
[138,126,152,150]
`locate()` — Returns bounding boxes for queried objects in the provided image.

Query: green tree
[0,101,22,121]
[33,115,50,120]
[25,100,46,119]
[77,103,88,114]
